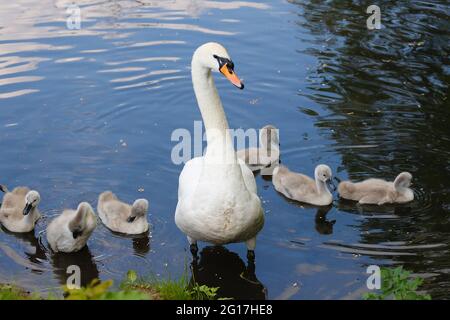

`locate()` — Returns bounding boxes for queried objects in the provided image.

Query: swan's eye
[214,54,244,89]
[213,54,233,70]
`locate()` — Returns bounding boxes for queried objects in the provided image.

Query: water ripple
[0,89,40,99]
[93,22,237,36]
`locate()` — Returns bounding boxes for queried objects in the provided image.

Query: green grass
[124,275,191,300]
[121,270,226,300]
[363,266,431,300]
[63,278,152,300]
[0,284,32,300]
[0,270,226,300]
[3,266,431,300]
[0,284,43,300]
[119,269,190,300]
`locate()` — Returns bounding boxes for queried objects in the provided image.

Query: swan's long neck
[24,209,36,222]
[316,179,330,196]
[192,61,236,164]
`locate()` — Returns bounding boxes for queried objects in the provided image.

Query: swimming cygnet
[272,164,334,206]
[338,172,414,205]
[236,125,280,172]
[97,191,149,235]
[47,202,97,253]
[0,185,41,233]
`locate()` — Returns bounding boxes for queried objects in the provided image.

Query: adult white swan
[175,43,264,259]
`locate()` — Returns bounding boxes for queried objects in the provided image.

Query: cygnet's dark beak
[127,216,136,223]
[23,203,33,216]
[72,229,83,239]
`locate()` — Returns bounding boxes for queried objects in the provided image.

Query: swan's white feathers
[175,42,264,248]
[0,187,41,233]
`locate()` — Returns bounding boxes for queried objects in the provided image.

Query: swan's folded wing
[238,158,257,194]
[0,194,23,218]
[104,201,130,220]
[178,157,204,200]
[11,187,30,197]
[1,193,18,209]
[281,172,316,198]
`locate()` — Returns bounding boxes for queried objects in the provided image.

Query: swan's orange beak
[220,64,244,90]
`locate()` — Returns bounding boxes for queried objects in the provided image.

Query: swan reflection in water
[190,246,267,300]
[50,230,151,287]
[107,229,151,256]
[50,246,99,287]
[131,233,151,256]
[337,197,413,215]
[315,205,336,235]
[0,226,49,276]
[0,226,47,267]
[0,226,98,287]
[269,188,337,236]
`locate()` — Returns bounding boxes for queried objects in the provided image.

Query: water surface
[0,0,449,299]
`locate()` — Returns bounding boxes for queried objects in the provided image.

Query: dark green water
[0,0,449,299]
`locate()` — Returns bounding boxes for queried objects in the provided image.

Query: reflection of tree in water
[291,0,449,179]
[190,246,267,300]
[272,187,336,235]
[288,0,450,298]
[50,246,99,288]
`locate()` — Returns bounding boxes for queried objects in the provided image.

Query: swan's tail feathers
[98,191,116,202]
[0,185,8,193]
[337,181,355,198]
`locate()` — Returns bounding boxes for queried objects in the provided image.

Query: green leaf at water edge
[127,270,138,283]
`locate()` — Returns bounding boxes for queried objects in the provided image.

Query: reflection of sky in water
[0,0,449,299]
[0,0,269,99]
